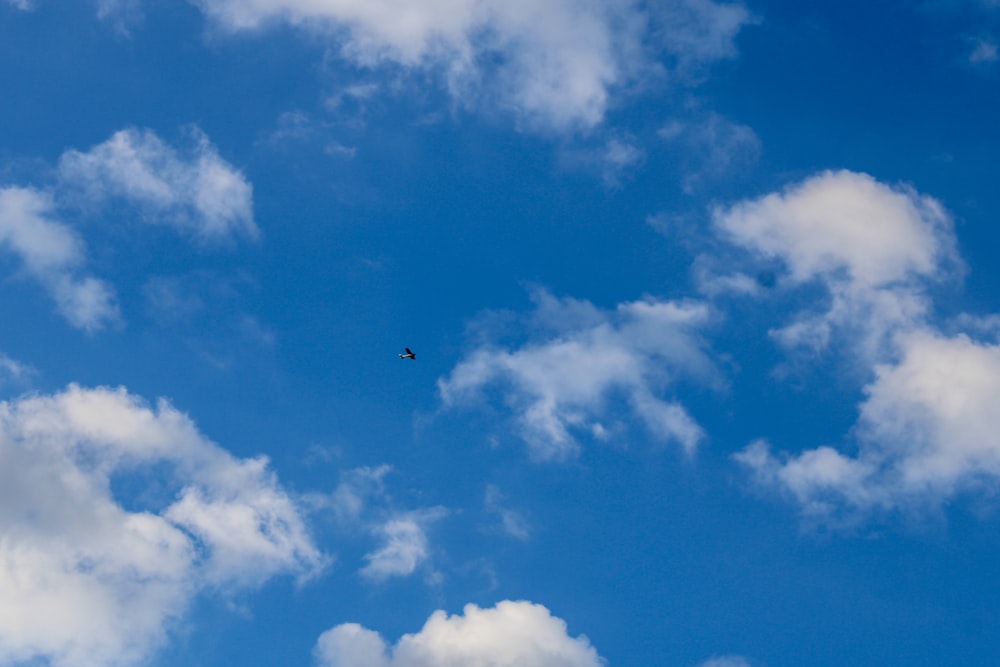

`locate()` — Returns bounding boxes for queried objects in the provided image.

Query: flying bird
[398,347,416,360]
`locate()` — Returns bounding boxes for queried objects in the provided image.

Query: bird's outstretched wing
[405,348,413,354]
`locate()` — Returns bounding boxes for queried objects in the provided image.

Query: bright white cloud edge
[716,170,1000,522]
[188,0,753,132]
[314,600,604,667]
[0,384,326,667]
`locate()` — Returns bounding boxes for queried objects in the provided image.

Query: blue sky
[2,1,1000,666]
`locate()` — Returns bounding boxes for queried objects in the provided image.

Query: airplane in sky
[398,347,416,360]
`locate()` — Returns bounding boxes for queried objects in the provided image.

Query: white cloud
[314,600,604,667]
[737,329,1000,519]
[0,384,326,667]
[58,127,257,243]
[3,0,32,10]
[0,186,119,332]
[712,170,960,359]
[188,0,753,132]
[715,170,955,289]
[697,657,753,667]
[439,289,715,461]
[360,509,446,582]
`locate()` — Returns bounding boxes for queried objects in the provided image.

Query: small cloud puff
[314,600,604,667]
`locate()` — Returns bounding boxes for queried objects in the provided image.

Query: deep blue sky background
[2,2,1000,667]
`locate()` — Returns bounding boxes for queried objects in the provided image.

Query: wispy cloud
[0,186,119,332]
[360,508,447,582]
[968,36,999,64]
[0,384,326,667]
[187,0,754,133]
[0,353,33,386]
[439,288,717,461]
[484,485,531,540]
[314,600,604,667]
[659,111,761,193]
[697,656,754,667]
[0,127,257,332]
[306,466,448,582]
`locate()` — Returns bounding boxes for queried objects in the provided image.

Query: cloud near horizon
[0,384,325,667]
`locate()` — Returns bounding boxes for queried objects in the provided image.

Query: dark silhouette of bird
[398,347,416,360]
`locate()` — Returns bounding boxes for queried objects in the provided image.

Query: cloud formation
[439,289,715,461]
[314,600,604,667]
[0,384,325,667]
[360,509,447,582]
[58,127,257,243]
[718,171,1000,522]
[306,466,446,582]
[188,0,753,132]
[0,127,256,331]
[0,186,119,332]
[737,329,1000,519]
[712,170,959,359]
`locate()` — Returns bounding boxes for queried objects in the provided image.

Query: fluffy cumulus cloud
[314,600,604,667]
[738,329,1000,519]
[187,0,753,132]
[712,170,959,359]
[713,170,1000,522]
[0,186,119,332]
[439,289,716,461]
[58,127,257,242]
[0,384,325,667]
